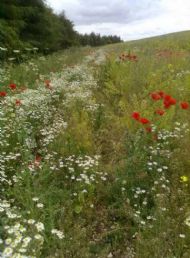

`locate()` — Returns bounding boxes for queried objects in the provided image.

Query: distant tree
[79,32,122,47]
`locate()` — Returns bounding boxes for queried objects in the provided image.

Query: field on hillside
[0,31,190,258]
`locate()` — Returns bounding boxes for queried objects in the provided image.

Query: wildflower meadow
[0,31,190,257]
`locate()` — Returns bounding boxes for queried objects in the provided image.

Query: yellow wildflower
[185,216,190,227]
[180,176,188,183]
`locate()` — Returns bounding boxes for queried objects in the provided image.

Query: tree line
[0,0,122,54]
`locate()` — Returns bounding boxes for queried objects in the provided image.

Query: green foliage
[79,32,122,46]
[0,0,78,53]
[0,20,23,49]
[0,1,122,61]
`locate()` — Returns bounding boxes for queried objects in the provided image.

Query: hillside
[0,31,190,257]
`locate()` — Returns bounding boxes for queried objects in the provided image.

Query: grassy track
[0,31,190,258]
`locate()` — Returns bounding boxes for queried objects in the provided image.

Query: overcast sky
[46,0,190,40]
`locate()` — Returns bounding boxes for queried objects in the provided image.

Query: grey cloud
[71,0,162,25]
[47,0,190,40]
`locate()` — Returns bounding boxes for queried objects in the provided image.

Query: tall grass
[0,31,190,257]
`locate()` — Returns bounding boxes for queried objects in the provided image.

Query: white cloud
[46,0,190,40]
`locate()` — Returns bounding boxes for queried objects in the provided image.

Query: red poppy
[34,155,41,167]
[146,127,152,133]
[158,91,165,98]
[16,99,21,106]
[180,102,189,109]
[9,83,16,90]
[164,95,171,101]
[163,95,176,108]
[140,118,150,124]
[35,155,41,162]
[131,55,138,61]
[155,109,165,116]
[44,80,52,89]
[119,54,126,60]
[163,100,171,109]
[169,97,176,105]
[132,112,140,120]
[45,79,50,85]
[150,92,161,101]
[46,84,52,90]
[0,91,7,97]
